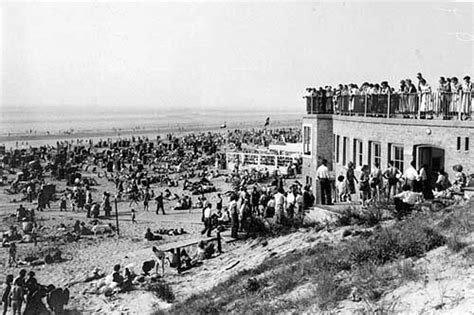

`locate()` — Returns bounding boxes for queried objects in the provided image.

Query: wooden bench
[153,232,223,274]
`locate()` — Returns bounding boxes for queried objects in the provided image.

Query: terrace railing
[305,91,473,120]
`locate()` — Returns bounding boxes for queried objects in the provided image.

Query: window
[465,137,469,151]
[457,137,461,150]
[342,137,348,166]
[336,135,340,163]
[303,126,311,155]
[389,144,404,171]
[353,139,363,167]
[369,141,381,167]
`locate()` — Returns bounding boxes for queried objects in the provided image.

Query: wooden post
[176,248,182,274]
[217,232,222,254]
[114,198,120,236]
[387,93,391,118]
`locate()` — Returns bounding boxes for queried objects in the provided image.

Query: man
[274,188,286,223]
[316,159,332,205]
[404,161,419,191]
[9,279,23,315]
[1,275,13,315]
[393,184,422,219]
[155,192,165,215]
[302,185,315,210]
[201,202,213,237]
[229,195,239,239]
[250,187,260,214]
[383,161,401,200]
[143,189,150,211]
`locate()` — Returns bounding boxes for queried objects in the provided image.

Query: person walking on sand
[143,189,150,212]
[8,243,17,267]
[155,192,165,215]
[1,274,13,315]
[131,209,137,224]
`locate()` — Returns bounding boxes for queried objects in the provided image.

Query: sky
[1,1,473,113]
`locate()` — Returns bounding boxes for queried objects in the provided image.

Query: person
[404,161,419,191]
[335,175,349,203]
[302,185,314,210]
[250,187,260,214]
[418,164,433,199]
[370,162,383,202]
[6,242,17,267]
[59,194,67,212]
[1,275,13,315]
[274,188,286,223]
[346,162,358,199]
[393,184,422,219]
[112,264,124,286]
[419,78,432,118]
[144,228,161,241]
[316,159,332,205]
[383,161,401,199]
[452,165,467,191]
[143,189,150,212]
[155,193,165,215]
[31,223,38,247]
[215,193,223,212]
[25,271,38,304]
[460,76,472,120]
[434,169,450,192]
[201,202,213,237]
[359,165,371,208]
[131,209,137,224]
[9,279,23,315]
[229,194,239,239]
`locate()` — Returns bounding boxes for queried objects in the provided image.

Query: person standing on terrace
[461,76,472,120]
[419,78,432,118]
[438,77,451,118]
[450,77,461,116]
[406,79,418,115]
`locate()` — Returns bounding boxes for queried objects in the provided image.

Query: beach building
[302,91,474,203]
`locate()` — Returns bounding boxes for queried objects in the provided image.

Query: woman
[419,79,432,117]
[450,77,461,116]
[346,162,358,200]
[461,76,472,120]
[359,165,371,208]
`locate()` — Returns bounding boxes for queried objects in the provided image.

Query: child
[336,175,349,202]
[8,243,17,267]
[131,209,137,224]
[60,194,67,212]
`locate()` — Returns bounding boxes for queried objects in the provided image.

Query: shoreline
[0,118,301,148]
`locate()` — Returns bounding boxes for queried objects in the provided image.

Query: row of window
[334,135,404,171]
[456,137,470,151]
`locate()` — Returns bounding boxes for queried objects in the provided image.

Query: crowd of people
[333,160,469,209]
[1,269,69,314]
[305,73,473,118]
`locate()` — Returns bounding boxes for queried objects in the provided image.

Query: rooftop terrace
[305,92,473,120]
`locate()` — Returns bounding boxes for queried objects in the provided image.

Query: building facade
[302,95,474,203]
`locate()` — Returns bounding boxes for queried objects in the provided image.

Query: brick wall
[302,114,474,201]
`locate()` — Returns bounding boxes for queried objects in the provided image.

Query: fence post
[418,93,421,119]
[364,94,367,117]
[114,198,120,236]
[387,93,391,118]
[458,92,462,120]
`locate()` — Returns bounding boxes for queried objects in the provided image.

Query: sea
[0,106,303,148]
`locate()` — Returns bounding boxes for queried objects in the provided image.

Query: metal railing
[305,91,473,120]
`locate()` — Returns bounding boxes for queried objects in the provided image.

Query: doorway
[415,145,445,185]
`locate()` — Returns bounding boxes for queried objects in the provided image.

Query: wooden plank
[156,236,218,252]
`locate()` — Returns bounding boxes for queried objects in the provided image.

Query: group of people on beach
[1,269,68,315]
[333,159,469,209]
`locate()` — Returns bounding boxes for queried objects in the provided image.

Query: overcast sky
[1,1,473,112]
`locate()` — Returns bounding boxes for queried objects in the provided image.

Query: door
[416,146,445,186]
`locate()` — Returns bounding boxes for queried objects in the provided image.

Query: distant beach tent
[220,121,227,129]
[264,117,270,127]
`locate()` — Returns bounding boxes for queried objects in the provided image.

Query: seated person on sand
[216,209,231,225]
[144,228,162,241]
[84,268,105,282]
[112,264,124,286]
[393,185,423,218]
